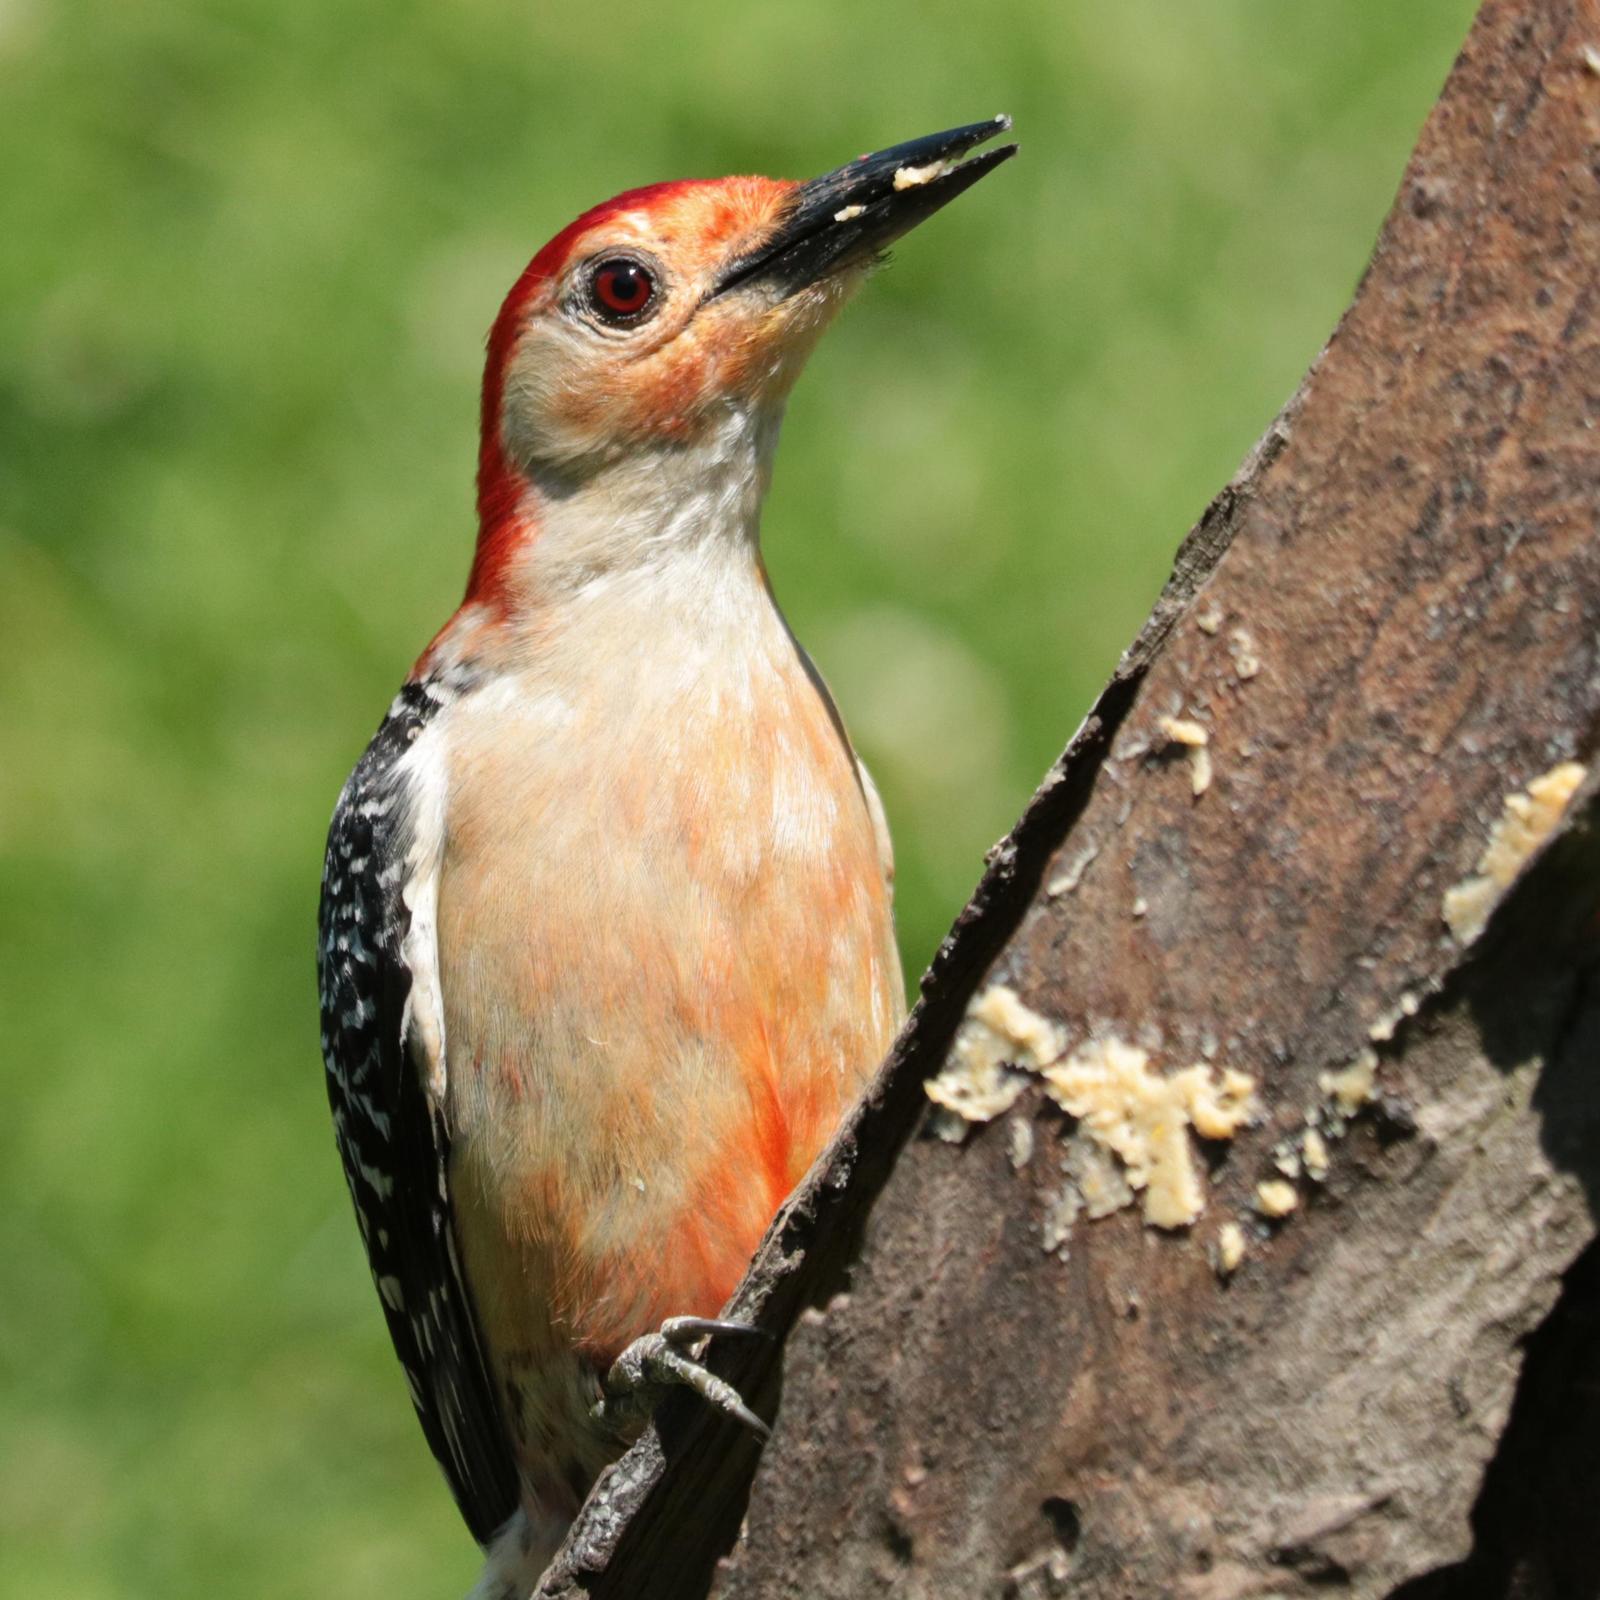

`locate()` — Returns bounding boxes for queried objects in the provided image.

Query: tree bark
[536,1,1600,1594]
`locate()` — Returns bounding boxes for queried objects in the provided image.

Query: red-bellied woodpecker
[317,118,1015,1598]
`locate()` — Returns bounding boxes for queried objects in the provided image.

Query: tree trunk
[536,1,1600,1594]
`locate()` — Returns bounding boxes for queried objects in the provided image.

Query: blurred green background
[1,1,1477,1594]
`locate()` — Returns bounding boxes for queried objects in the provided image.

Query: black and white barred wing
[316,679,519,1546]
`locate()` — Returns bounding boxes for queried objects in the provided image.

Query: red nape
[465,180,701,609]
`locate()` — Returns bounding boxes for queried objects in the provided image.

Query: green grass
[0,2,1477,1593]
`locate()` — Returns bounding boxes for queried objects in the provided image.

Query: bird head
[467,119,1015,606]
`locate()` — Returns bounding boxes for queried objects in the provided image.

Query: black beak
[712,117,1016,299]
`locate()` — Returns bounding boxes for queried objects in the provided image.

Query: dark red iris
[590,258,656,320]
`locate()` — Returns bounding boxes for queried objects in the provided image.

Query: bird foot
[594,1315,770,1439]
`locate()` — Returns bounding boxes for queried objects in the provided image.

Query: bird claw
[660,1314,770,1346]
[593,1315,771,1439]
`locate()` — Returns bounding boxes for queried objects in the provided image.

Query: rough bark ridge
[537,2,1600,1595]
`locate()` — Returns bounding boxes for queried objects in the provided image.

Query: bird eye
[588,258,657,322]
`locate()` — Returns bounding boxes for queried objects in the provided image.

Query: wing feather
[317,675,520,1545]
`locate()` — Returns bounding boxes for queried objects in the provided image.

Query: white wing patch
[396,725,452,1109]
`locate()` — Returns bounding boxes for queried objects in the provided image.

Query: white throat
[446,399,805,685]
[508,402,785,604]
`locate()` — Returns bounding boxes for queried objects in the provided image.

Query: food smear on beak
[893,160,948,190]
